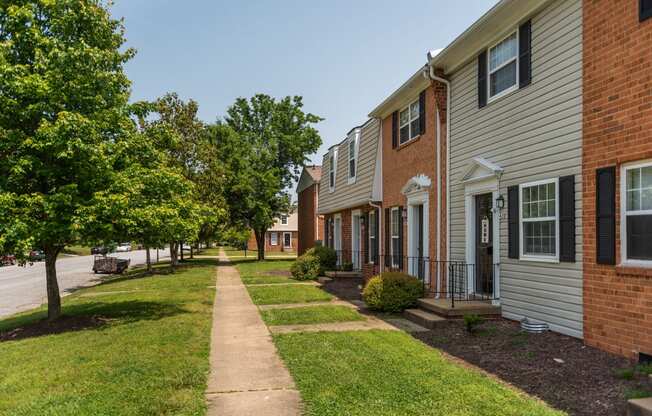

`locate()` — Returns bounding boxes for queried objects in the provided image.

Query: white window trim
[280,215,288,225]
[347,132,360,184]
[398,98,420,146]
[270,232,278,246]
[487,30,520,104]
[620,159,652,268]
[519,177,560,263]
[283,232,292,248]
[329,148,338,193]
[368,210,376,264]
[390,207,400,267]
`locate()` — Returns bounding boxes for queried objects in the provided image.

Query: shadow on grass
[0,299,189,343]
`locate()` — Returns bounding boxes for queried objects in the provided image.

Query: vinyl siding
[318,119,380,214]
[448,0,583,338]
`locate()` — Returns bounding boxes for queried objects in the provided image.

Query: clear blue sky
[110,0,497,165]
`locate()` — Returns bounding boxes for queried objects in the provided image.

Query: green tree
[223,94,322,260]
[0,0,134,320]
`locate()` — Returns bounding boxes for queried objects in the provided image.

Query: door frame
[351,210,362,270]
[464,177,501,304]
[406,192,429,283]
[283,232,292,249]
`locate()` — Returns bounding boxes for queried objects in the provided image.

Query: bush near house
[305,245,337,272]
[363,272,423,313]
[290,254,321,281]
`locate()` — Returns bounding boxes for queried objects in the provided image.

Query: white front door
[352,212,361,270]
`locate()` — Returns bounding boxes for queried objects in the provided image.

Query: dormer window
[280,215,288,225]
[399,99,420,145]
[329,148,338,192]
[348,132,359,184]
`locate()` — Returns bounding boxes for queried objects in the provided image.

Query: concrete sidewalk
[205,249,301,416]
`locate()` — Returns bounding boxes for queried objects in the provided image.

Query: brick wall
[298,183,322,255]
[247,230,298,253]
[583,0,652,359]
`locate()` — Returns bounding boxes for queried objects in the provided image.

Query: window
[270,232,278,246]
[328,149,337,192]
[368,210,376,263]
[348,133,359,183]
[641,0,652,21]
[622,161,652,264]
[283,232,292,248]
[520,178,559,261]
[280,215,288,225]
[488,32,518,100]
[391,207,400,266]
[399,99,420,145]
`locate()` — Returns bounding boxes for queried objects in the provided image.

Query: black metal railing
[327,248,499,308]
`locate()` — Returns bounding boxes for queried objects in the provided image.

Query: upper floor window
[489,32,518,100]
[328,149,337,192]
[642,0,652,21]
[348,133,359,184]
[280,215,288,225]
[520,178,559,261]
[399,99,420,145]
[622,161,652,264]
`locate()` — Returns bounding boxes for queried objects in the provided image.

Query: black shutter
[519,20,532,88]
[324,218,330,248]
[508,186,520,259]
[419,90,426,135]
[397,206,404,271]
[391,111,398,149]
[478,51,488,108]
[559,175,576,262]
[374,208,380,264]
[364,212,369,263]
[596,167,616,265]
[385,208,391,267]
[641,0,652,22]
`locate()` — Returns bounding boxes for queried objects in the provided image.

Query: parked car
[29,250,45,261]
[115,243,131,252]
[91,246,110,255]
[1,255,16,266]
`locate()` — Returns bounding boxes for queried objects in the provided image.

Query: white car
[116,243,132,252]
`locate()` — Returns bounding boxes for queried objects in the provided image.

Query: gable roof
[296,165,322,194]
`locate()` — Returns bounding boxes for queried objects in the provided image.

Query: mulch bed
[413,319,652,416]
[321,276,364,301]
[0,315,107,343]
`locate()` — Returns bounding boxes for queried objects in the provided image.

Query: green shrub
[290,254,321,281]
[339,262,353,272]
[305,245,337,273]
[463,314,484,334]
[362,272,424,313]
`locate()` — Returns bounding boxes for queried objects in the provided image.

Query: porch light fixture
[401,208,408,220]
[495,194,505,210]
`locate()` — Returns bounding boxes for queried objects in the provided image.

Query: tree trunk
[169,241,178,271]
[190,245,194,259]
[180,240,184,261]
[146,246,152,273]
[44,247,62,321]
[254,229,266,261]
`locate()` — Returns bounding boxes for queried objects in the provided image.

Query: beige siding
[318,119,380,214]
[448,0,583,338]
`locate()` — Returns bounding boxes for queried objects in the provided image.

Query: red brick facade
[583,0,652,359]
[247,231,298,253]
[297,183,324,255]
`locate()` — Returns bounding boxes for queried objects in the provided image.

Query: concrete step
[628,398,652,416]
[404,308,447,329]
[324,271,362,279]
[417,298,501,318]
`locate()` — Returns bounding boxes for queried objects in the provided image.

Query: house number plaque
[481,217,490,244]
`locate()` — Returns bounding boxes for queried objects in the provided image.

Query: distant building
[247,212,298,253]
[296,166,324,255]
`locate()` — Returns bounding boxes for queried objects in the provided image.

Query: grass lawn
[247,285,333,305]
[0,259,216,416]
[233,258,295,278]
[274,330,565,416]
[261,305,364,326]
[62,245,92,256]
[241,275,296,285]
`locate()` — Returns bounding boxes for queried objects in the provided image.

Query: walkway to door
[205,249,301,416]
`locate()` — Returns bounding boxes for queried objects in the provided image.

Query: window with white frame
[368,210,376,263]
[280,215,288,225]
[489,32,518,100]
[391,208,400,266]
[520,179,558,260]
[348,134,358,183]
[622,162,652,263]
[270,232,278,246]
[328,149,337,192]
[399,99,420,144]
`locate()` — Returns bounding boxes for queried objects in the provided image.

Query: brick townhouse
[247,212,298,253]
[582,0,652,361]
[296,165,324,255]
[318,120,382,278]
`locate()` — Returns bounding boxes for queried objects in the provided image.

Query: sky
[110,0,497,166]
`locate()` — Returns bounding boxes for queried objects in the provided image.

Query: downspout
[368,117,383,263]
[425,63,451,287]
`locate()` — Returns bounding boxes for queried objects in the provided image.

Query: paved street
[0,249,170,319]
